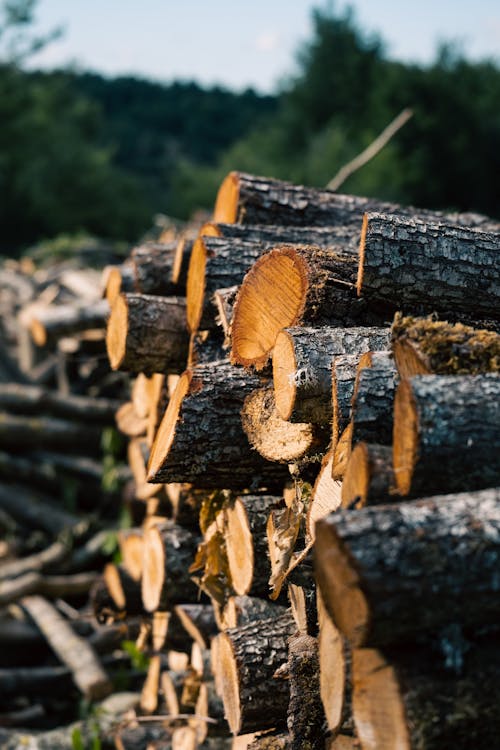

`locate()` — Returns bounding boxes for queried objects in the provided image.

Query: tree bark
[308,451,342,541]
[219,595,287,631]
[107,293,189,375]
[147,362,290,490]
[332,354,359,446]
[350,351,398,446]
[214,612,296,734]
[314,488,500,647]
[358,212,500,323]
[231,245,388,370]
[0,383,120,424]
[131,241,183,296]
[391,314,500,378]
[393,374,500,496]
[30,299,110,346]
[174,604,219,649]
[341,443,396,509]
[273,326,389,423]
[287,633,326,750]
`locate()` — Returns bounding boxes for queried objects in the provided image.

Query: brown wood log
[128,438,160,501]
[0,383,120,424]
[352,640,500,750]
[30,299,110,346]
[103,262,135,306]
[21,595,112,700]
[341,443,396,509]
[147,362,290,489]
[174,604,219,649]
[172,236,194,288]
[0,412,103,453]
[358,213,500,323]
[213,285,238,344]
[224,495,280,597]
[0,537,68,581]
[187,329,227,368]
[115,401,148,437]
[231,245,387,370]
[214,612,296,734]
[107,293,189,375]
[241,385,329,464]
[147,373,169,447]
[202,220,361,250]
[318,592,352,738]
[247,733,291,749]
[267,502,312,601]
[131,241,182,296]
[391,314,500,378]
[286,633,325,750]
[273,327,390,423]
[350,351,398,446]
[314,488,500,647]
[103,563,145,617]
[331,423,353,481]
[141,653,161,714]
[307,451,342,541]
[393,374,500,496]
[118,529,144,581]
[332,354,364,447]
[219,595,287,631]
[0,482,82,534]
[141,521,201,612]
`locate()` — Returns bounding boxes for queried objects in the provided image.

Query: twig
[326,107,413,191]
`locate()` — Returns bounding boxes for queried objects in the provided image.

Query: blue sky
[28,1,500,92]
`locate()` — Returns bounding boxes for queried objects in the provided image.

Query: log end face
[214,171,240,224]
[225,499,254,596]
[147,372,191,483]
[186,237,208,332]
[393,379,419,496]
[104,266,124,306]
[141,525,166,613]
[103,563,126,610]
[308,452,342,541]
[30,318,47,347]
[106,294,128,370]
[272,330,297,421]
[318,610,345,734]
[216,632,242,735]
[341,442,370,509]
[231,247,308,369]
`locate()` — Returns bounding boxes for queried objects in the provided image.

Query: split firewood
[29,299,110,347]
[350,351,398,447]
[273,326,389,423]
[241,385,329,464]
[147,362,290,489]
[341,443,395,509]
[267,498,312,601]
[140,653,162,714]
[314,488,500,647]
[288,583,317,637]
[393,374,500,496]
[0,383,120,424]
[357,213,500,324]
[352,640,500,750]
[147,373,169,447]
[213,612,296,734]
[130,241,182,297]
[391,314,500,377]
[106,293,189,375]
[164,484,205,530]
[141,521,201,612]
[21,595,112,700]
[194,680,228,741]
[231,245,387,370]
[307,451,342,540]
[331,354,362,447]
[286,632,326,750]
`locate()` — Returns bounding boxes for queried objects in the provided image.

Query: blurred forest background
[1,0,500,257]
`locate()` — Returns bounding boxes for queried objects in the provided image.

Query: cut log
[106,293,189,375]
[220,595,287,631]
[341,443,395,509]
[128,438,160,500]
[140,653,161,714]
[202,220,360,251]
[393,374,500,496]
[314,488,500,647]
[141,521,201,612]
[174,604,219,649]
[273,327,389,423]
[247,733,290,749]
[213,285,239,344]
[172,237,194,288]
[214,612,296,734]
[350,351,398,447]
[241,385,329,464]
[391,314,500,378]
[131,241,182,296]
[287,633,325,750]
[115,401,148,437]
[0,383,120,424]
[147,362,290,489]
[103,263,135,305]
[307,451,342,541]
[352,641,500,750]
[118,529,144,581]
[21,595,112,700]
[0,412,102,453]
[331,354,361,447]
[188,329,227,368]
[224,495,280,597]
[331,424,353,481]
[30,299,110,347]
[0,482,82,534]
[288,583,317,636]
[231,245,386,370]
[357,213,500,323]
[103,563,144,616]
[0,537,68,581]
[318,592,351,737]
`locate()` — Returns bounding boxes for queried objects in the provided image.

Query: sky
[26,0,500,93]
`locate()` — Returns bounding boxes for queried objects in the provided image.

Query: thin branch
[326,107,413,191]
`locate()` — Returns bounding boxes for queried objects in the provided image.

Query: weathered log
[273,327,389,423]
[118,529,144,581]
[219,595,287,631]
[103,263,136,305]
[187,329,227,367]
[341,443,396,509]
[213,285,238,344]
[287,633,325,750]
[0,412,102,453]
[174,604,219,649]
[224,495,280,597]
[314,488,500,647]
[103,563,145,617]
[307,452,342,541]
[352,641,500,750]
[30,299,110,346]
[241,385,329,464]
[0,536,69,581]
[350,351,398,447]
[231,245,387,370]
[0,482,82,534]
[21,595,112,700]
[202,220,361,250]
[131,241,182,296]
[214,612,296,734]
[128,438,159,501]
[331,424,353,481]
[391,314,500,378]
[172,236,194,288]
[0,383,120,424]
[318,592,352,738]
[141,521,201,612]
[115,401,147,437]
[357,212,500,322]
[147,362,290,489]
[393,374,500,496]
[106,293,189,375]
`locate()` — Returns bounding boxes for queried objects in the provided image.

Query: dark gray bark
[131,241,182,296]
[287,633,326,750]
[351,351,398,446]
[332,354,359,445]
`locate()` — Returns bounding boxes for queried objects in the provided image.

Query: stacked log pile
[3,172,499,748]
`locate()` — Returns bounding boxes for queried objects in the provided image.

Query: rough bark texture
[206,220,361,252]
[215,612,296,734]
[106,293,189,375]
[273,326,389,423]
[174,603,219,649]
[148,362,290,490]
[358,213,500,322]
[287,633,326,750]
[350,351,398,446]
[341,443,396,509]
[188,329,227,367]
[352,641,500,750]
[393,374,500,496]
[332,354,359,446]
[131,241,183,296]
[391,314,500,378]
[314,488,500,647]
